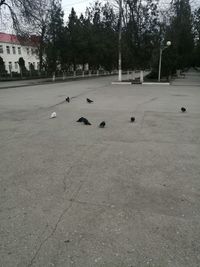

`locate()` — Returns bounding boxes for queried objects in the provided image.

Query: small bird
[130,117,135,122]
[50,112,57,119]
[181,107,186,113]
[87,98,93,103]
[99,121,106,128]
[82,118,91,125]
[66,97,70,102]
[77,117,85,122]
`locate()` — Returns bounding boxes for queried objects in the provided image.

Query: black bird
[77,117,85,122]
[82,118,91,125]
[130,117,135,122]
[99,121,106,128]
[87,98,93,103]
[66,97,70,102]
[181,107,186,113]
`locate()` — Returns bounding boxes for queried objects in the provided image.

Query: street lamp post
[158,41,171,82]
[118,0,122,82]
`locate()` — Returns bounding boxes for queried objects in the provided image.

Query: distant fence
[0,69,118,82]
[0,69,150,82]
[51,69,119,82]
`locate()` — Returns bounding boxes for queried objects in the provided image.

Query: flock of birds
[50,97,136,127]
[50,97,187,126]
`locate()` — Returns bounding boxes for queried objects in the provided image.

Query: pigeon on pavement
[99,121,106,128]
[77,117,85,122]
[130,117,135,122]
[181,107,186,113]
[82,118,92,125]
[87,98,93,103]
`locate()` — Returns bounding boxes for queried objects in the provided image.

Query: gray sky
[62,0,94,20]
[0,0,93,32]
[61,0,174,21]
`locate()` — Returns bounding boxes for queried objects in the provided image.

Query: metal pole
[140,70,144,83]
[118,0,122,82]
[158,48,162,82]
[52,72,55,82]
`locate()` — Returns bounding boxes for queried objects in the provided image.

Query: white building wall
[0,42,39,74]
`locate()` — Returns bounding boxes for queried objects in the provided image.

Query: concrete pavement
[0,71,200,267]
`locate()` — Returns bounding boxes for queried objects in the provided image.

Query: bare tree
[0,0,41,35]
[32,0,53,72]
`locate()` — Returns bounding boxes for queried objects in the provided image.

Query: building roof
[0,33,19,44]
[0,32,40,46]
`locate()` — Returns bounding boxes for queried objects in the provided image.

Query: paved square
[0,71,200,267]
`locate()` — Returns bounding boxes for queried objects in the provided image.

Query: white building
[0,32,40,74]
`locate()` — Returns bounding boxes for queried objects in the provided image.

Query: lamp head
[166,41,171,46]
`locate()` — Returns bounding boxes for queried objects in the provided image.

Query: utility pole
[158,48,163,82]
[118,0,122,82]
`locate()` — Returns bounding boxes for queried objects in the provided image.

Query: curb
[143,82,170,85]
[111,81,132,85]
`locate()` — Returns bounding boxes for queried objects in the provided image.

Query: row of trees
[1,0,200,78]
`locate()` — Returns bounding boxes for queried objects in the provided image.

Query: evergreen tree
[166,0,194,69]
[86,1,118,70]
[18,57,26,75]
[66,8,83,70]
[193,7,200,66]
[0,56,6,74]
[122,0,160,69]
[46,0,64,73]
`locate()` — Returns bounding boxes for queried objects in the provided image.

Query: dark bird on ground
[181,107,186,113]
[66,97,70,102]
[82,118,91,125]
[99,121,106,128]
[87,98,93,103]
[130,117,135,122]
[77,117,85,122]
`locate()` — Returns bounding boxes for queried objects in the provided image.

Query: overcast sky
[62,0,94,20]
[61,0,173,21]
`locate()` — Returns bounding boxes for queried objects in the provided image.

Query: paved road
[0,71,200,267]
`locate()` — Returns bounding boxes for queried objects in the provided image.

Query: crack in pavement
[62,145,95,192]
[27,144,105,266]
[27,182,84,267]
[63,166,73,192]
[135,97,158,112]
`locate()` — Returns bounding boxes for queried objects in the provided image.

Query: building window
[27,48,29,55]
[12,46,16,54]
[37,62,39,70]
[35,49,38,55]
[15,62,18,69]
[28,62,31,70]
[0,45,3,53]
[8,62,12,70]
[6,46,10,54]
[31,48,34,55]
[18,47,21,54]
